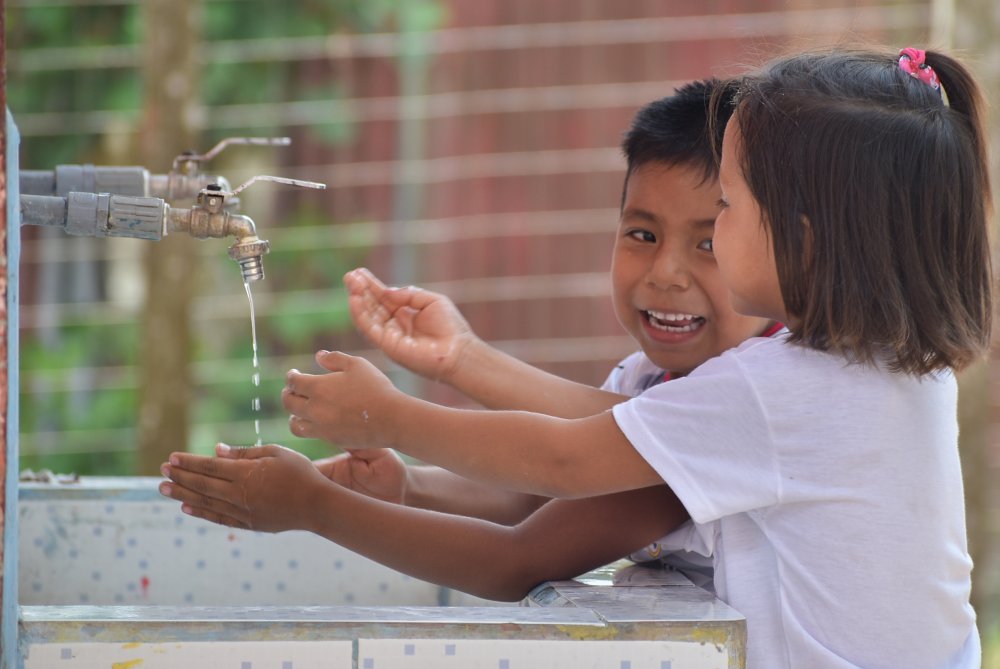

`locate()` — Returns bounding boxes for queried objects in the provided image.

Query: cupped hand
[314,448,408,504]
[159,443,334,533]
[344,267,477,383]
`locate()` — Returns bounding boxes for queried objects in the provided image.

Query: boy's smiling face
[611,161,772,375]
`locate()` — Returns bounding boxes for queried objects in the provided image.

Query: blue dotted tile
[362,659,374,669]
[288,559,298,569]
[61,647,73,660]
[196,559,206,569]
[174,537,184,547]
[445,644,455,656]
[499,661,510,669]
[116,548,126,558]
[254,559,264,570]
[105,504,115,514]
[621,662,631,669]
[405,644,415,656]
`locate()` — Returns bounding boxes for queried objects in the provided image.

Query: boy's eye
[698,238,714,253]
[627,229,656,243]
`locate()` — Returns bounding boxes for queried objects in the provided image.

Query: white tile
[358,639,729,669]
[24,641,353,669]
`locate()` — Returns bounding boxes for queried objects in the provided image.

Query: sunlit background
[5,0,999,661]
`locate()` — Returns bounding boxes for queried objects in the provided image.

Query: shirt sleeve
[611,350,781,525]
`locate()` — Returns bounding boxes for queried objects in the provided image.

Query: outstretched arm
[285,352,661,498]
[160,444,686,601]
[346,268,626,417]
[316,448,547,524]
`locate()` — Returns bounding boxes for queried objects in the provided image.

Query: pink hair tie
[898,48,940,91]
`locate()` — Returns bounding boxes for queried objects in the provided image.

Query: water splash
[245,281,262,447]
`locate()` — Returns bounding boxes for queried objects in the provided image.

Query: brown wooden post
[135,0,202,474]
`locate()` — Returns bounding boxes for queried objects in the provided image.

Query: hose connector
[228,236,271,283]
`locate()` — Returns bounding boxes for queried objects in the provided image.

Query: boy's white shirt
[601,350,715,588]
[612,335,980,669]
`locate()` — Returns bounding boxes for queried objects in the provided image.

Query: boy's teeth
[645,310,703,333]
[648,310,697,322]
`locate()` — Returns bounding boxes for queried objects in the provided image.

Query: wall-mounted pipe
[19,192,267,282]
[19,165,230,204]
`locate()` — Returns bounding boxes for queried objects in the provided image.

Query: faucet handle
[171,137,292,171]
[202,175,327,200]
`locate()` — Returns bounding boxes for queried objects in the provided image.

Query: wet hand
[282,350,400,448]
[314,448,408,504]
[344,267,476,382]
[159,443,333,533]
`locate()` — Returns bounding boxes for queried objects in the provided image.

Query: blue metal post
[2,108,22,669]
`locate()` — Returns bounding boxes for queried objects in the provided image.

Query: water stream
[244,281,262,447]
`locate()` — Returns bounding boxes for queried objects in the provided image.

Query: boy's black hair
[620,79,736,206]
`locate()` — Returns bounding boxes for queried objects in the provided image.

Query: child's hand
[158,443,332,533]
[345,267,477,383]
[313,448,408,504]
[282,350,401,449]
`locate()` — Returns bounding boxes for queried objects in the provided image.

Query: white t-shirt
[612,335,979,669]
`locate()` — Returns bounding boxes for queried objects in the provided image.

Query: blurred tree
[134,0,200,475]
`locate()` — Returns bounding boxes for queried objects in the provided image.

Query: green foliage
[9,0,435,474]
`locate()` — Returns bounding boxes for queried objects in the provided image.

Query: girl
[165,48,989,668]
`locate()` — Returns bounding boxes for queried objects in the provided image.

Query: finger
[158,478,249,524]
[286,365,342,397]
[288,414,316,439]
[216,443,284,460]
[284,368,308,398]
[314,350,354,373]
[161,460,246,506]
[281,386,309,415]
[179,503,250,530]
[165,452,242,482]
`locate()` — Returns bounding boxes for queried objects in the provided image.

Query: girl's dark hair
[729,48,992,374]
[620,79,737,207]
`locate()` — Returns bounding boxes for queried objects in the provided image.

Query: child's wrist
[441,335,481,388]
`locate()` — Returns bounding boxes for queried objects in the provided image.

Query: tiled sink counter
[17,477,746,668]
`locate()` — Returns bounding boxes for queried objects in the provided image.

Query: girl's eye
[698,238,714,253]
[716,197,729,208]
[626,229,656,243]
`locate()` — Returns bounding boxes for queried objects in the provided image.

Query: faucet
[17,138,326,282]
[168,176,326,282]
